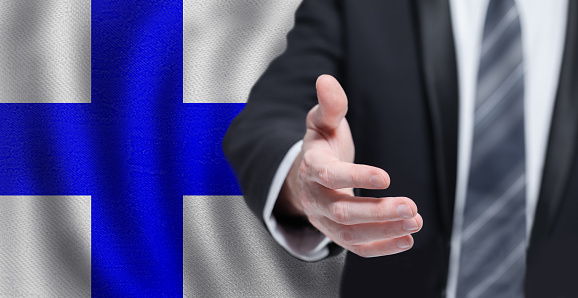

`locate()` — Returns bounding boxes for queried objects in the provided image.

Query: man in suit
[223,0,578,296]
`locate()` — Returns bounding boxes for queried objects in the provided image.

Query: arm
[223,0,346,258]
[223,0,344,233]
[224,0,423,260]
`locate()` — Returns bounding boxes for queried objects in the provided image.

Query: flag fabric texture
[0,1,343,297]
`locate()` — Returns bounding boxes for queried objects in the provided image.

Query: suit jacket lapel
[414,0,459,237]
[530,0,578,254]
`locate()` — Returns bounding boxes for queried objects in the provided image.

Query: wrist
[274,154,305,217]
[273,182,310,229]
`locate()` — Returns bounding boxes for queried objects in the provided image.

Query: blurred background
[183,1,345,297]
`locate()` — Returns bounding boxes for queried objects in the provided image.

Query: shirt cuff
[263,140,332,262]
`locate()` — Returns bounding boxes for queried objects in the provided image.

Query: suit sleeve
[222,0,345,257]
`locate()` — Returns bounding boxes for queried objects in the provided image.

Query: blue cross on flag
[0,1,248,296]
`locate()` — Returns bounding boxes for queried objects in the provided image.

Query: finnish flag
[0,1,343,296]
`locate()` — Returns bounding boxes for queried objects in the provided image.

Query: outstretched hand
[278,74,423,258]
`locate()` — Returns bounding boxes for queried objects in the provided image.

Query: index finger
[303,149,390,190]
[311,187,418,225]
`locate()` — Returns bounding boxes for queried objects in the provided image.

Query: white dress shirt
[262,0,568,295]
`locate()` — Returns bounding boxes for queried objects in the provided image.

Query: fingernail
[396,238,410,249]
[396,204,414,219]
[370,175,386,188]
[403,219,418,231]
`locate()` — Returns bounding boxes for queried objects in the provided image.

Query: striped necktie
[456,0,526,297]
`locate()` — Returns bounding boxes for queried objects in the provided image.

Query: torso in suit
[223,0,578,296]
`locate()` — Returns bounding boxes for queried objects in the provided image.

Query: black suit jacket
[223,0,578,296]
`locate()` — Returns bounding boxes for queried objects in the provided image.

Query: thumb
[308,74,348,132]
